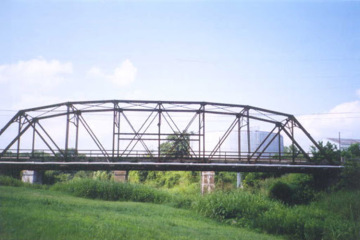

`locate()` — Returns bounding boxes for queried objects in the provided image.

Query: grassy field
[0,186,283,240]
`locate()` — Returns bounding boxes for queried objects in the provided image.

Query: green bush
[0,169,21,179]
[191,190,277,226]
[130,171,200,190]
[0,175,24,187]
[265,174,315,205]
[339,160,360,189]
[43,170,79,184]
[0,175,46,189]
[269,181,293,204]
[192,188,360,240]
[243,172,283,188]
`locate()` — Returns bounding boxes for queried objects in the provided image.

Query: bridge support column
[201,171,215,194]
[236,172,243,188]
[113,171,128,182]
[21,170,43,184]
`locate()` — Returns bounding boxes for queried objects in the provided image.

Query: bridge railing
[1,100,332,168]
[0,148,314,164]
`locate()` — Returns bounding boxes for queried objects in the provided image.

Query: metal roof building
[327,138,360,150]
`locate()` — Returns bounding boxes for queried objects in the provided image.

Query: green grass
[0,186,283,240]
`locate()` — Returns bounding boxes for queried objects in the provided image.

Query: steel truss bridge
[0,100,342,173]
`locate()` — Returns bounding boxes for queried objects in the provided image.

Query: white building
[327,138,360,151]
[211,130,284,156]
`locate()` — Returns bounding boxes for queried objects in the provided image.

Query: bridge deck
[0,157,343,173]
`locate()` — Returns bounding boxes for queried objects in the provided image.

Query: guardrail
[0,148,316,165]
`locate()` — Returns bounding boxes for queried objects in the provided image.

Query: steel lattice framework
[0,100,327,167]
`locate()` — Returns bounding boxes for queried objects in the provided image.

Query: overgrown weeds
[0,175,46,189]
[50,178,192,208]
[191,189,360,240]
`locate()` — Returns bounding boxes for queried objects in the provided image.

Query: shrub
[191,190,277,226]
[264,174,315,205]
[42,170,77,184]
[92,171,112,181]
[269,181,293,204]
[339,160,360,189]
[243,172,282,188]
[283,174,316,204]
[0,169,21,179]
[130,171,200,190]
[0,175,24,187]
[0,175,46,189]
[192,188,360,240]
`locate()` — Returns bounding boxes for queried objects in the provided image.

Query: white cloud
[87,59,137,87]
[297,100,360,146]
[110,60,137,86]
[0,57,72,93]
[87,67,103,78]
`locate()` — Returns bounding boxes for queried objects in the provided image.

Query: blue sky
[0,0,359,146]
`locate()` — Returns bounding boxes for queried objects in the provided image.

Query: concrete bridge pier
[21,170,43,184]
[237,172,243,188]
[113,171,128,182]
[201,171,215,194]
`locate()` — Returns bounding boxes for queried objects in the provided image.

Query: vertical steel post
[238,115,241,161]
[291,119,295,163]
[202,105,206,161]
[158,104,162,159]
[246,109,251,162]
[278,126,281,162]
[31,120,36,158]
[17,115,22,160]
[117,111,120,158]
[112,104,116,159]
[75,113,79,157]
[65,104,70,160]
[198,111,201,159]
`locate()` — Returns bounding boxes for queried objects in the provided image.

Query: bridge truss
[0,100,340,172]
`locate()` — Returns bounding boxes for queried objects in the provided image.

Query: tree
[339,143,360,189]
[282,144,301,159]
[129,131,194,187]
[160,131,191,158]
[342,143,360,160]
[311,141,340,164]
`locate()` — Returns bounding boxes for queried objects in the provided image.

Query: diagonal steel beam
[35,121,65,157]
[209,117,239,160]
[22,115,64,158]
[78,114,110,161]
[0,122,32,158]
[120,111,154,157]
[281,123,311,162]
[0,112,22,136]
[160,109,198,157]
[126,111,158,157]
[292,117,330,161]
[27,120,58,157]
[255,129,281,162]
[249,124,278,160]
